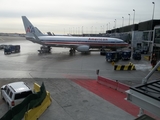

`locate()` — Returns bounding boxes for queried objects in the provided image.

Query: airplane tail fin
[21,16,44,39]
[34,27,44,36]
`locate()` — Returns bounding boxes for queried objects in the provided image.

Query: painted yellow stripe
[117,65,121,70]
[124,66,129,70]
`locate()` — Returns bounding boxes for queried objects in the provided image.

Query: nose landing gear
[38,46,51,53]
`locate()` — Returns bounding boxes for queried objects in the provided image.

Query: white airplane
[22,16,128,54]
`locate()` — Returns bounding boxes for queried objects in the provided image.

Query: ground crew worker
[151,53,157,68]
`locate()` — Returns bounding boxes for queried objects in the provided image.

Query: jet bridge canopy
[126,80,160,118]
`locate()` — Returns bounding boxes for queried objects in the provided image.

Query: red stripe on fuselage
[42,41,128,47]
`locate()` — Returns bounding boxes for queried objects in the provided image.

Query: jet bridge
[125,61,160,118]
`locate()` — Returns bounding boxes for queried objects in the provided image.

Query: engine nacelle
[76,45,90,52]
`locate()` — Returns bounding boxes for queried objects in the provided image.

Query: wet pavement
[0,36,159,119]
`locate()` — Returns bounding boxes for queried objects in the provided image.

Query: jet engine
[76,45,90,52]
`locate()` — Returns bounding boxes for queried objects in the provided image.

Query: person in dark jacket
[151,54,157,68]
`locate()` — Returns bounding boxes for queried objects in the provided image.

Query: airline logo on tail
[26,25,35,33]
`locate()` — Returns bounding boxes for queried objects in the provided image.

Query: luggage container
[132,50,141,60]
[4,45,20,55]
[106,51,121,62]
[121,50,131,60]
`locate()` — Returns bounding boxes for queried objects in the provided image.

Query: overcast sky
[0,0,160,34]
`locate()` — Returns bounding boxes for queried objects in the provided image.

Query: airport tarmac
[0,36,159,120]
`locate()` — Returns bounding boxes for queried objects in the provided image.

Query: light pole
[122,17,124,32]
[114,19,116,33]
[101,26,102,33]
[109,22,110,30]
[151,2,155,30]
[150,2,155,55]
[103,25,104,33]
[122,17,124,27]
[131,9,135,54]
[90,26,92,34]
[133,9,135,25]
[73,27,74,34]
[128,14,130,25]
[115,19,116,29]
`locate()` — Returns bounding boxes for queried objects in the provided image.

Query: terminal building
[106,20,160,119]
[105,19,160,60]
[73,20,160,59]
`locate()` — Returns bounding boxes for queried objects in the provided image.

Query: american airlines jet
[22,16,128,54]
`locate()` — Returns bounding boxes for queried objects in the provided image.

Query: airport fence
[97,76,129,93]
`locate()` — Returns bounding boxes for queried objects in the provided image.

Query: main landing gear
[38,46,51,54]
[69,48,76,55]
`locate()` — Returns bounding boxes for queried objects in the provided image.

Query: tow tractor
[38,46,51,53]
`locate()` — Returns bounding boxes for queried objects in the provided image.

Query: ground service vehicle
[100,49,106,55]
[1,82,32,108]
[132,50,141,60]
[0,45,3,50]
[140,46,149,54]
[106,51,121,62]
[4,45,20,55]
[0,44,7,50]
[121,50,131,60]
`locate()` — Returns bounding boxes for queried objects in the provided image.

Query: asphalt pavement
[0,36,159,120]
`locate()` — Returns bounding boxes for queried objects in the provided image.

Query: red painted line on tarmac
[64,75,160,120]
[71,79,139,117]
[65,75,159,119]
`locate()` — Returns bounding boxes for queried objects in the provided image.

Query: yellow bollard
[111,61,115,66]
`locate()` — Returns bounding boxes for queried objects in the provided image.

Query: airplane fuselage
[27,35,128,49]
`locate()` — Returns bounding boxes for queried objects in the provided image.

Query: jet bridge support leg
[125,60,160,118]
[138,108,144,117]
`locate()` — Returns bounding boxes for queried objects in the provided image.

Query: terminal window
[154,29,160,43]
